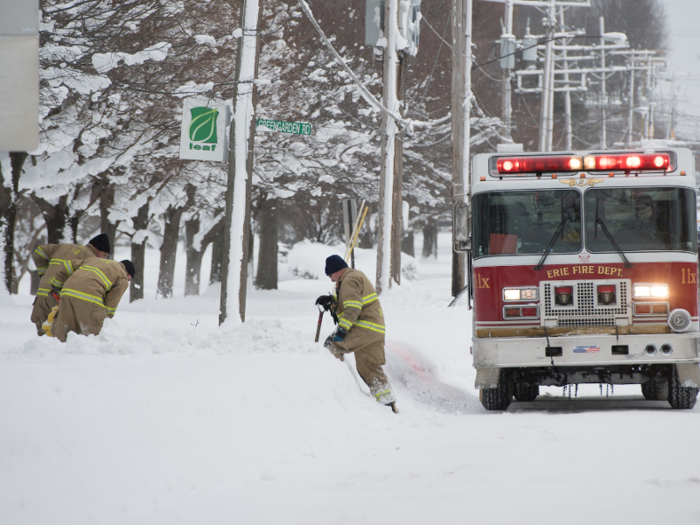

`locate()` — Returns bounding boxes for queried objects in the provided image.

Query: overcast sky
[660,0,700,139]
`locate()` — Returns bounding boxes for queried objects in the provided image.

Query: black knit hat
[88,233,111,254]
[325,255,348,276]
[121,260,136,279]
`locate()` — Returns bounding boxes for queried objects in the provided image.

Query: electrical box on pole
[500,34,515,69]
[0,0,39,152]
[522,35,538,62]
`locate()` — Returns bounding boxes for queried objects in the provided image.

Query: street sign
[179,97,230,162]
[256,118,312,136]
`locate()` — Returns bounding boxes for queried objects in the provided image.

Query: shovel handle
[314,309,324,342]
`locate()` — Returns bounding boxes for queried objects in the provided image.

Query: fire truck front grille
[542,281,630,328]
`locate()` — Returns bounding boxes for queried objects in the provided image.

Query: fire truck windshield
[472,190,581,258]
[585,188,697,253]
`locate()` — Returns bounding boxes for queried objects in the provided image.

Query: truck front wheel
[668,365,699,409]
[480,370,512,411]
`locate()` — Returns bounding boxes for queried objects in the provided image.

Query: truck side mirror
[453,201,471,251]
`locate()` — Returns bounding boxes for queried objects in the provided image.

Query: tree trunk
[186,216,224,296]
[255,198,278,290]
[1,152,27,293]
[358,206,374,249]
[157,184,195,299]
[30,270,40,295]
[157,204,185,299]
[422,221,437,258]
[130,202,149,302]
[210,225,224,284]
[98,180,120,250]
[184,215,202,296]
[32,193,69,244]
[402,228,415,257]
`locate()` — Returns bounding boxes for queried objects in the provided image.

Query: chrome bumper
[472,332,700,368]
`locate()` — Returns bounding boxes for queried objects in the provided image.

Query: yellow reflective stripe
[343,300,362,310]
[374,389,392,400]
[354,320,386,334]
[49,277,64,288]
[80,266,113,291]
[36,288,50,297]
[60,288,105,307]
[105,305,117,315]
[338,319,353,330]
[63,260,75,276]
[37,267,48,275]
[35,246,48,261]
[361,293,378,305]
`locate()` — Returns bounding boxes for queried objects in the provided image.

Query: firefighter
[44,257,135,342]
[30,233,111,335]
[316,255,398,413]
[619,194,663,248]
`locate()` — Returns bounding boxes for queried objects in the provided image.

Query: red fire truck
[453,147,700,410]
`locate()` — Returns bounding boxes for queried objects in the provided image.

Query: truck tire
[480,370,511,410]
[641,379,659,400]
[513,382,539,402]
[667,365,699,409]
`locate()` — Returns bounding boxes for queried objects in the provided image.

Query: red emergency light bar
[497,155,582,174]
[495,152,671,175]
[583,153,670,171]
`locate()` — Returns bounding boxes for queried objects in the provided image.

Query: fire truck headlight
[503,287,538,302]
[633,284,669,299]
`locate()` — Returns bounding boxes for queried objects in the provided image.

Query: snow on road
[1,235,699,524]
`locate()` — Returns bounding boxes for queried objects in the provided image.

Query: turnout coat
[30,243,98,333]
[49,257,130,341]
[332,268,386,351]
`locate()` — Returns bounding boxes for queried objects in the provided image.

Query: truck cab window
[585,188,696,253]
[472,190,581,258]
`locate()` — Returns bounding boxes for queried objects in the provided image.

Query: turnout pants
[331,330,396,404]
[31,294,58,336]
[51,296,108,342]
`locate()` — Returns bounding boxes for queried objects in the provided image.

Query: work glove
[324,335,344,361]
[315,294,333,310]
[332,328,347,342]
[42,305,59,338]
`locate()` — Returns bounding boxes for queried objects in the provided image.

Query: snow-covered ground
[2,233,699,525]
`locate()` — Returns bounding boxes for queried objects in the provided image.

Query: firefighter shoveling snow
[1,236,700,524]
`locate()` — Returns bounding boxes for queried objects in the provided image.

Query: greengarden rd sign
[256,118,312,136]
[179,97,229,162]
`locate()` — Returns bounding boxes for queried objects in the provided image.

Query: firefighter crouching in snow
[316,255,398,413]
[43,258,135,342]
[30,233,111,336]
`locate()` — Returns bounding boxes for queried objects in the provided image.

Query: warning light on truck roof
[496,152,670,175]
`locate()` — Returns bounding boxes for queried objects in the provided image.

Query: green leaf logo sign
[188,107,219,144]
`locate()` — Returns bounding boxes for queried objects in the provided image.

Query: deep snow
[2,233,699,525]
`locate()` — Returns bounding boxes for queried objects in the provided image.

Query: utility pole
[627,56,635,147]
[501,0,514,141]
[451,0,472,296]
[559,6,573,150]
[219,0,263,325]
[538,0,556,151]
[391,51,406,286]
[376,0,400,295]
[599,16,607,149]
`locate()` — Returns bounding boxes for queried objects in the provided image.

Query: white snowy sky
[660,0,700,138]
